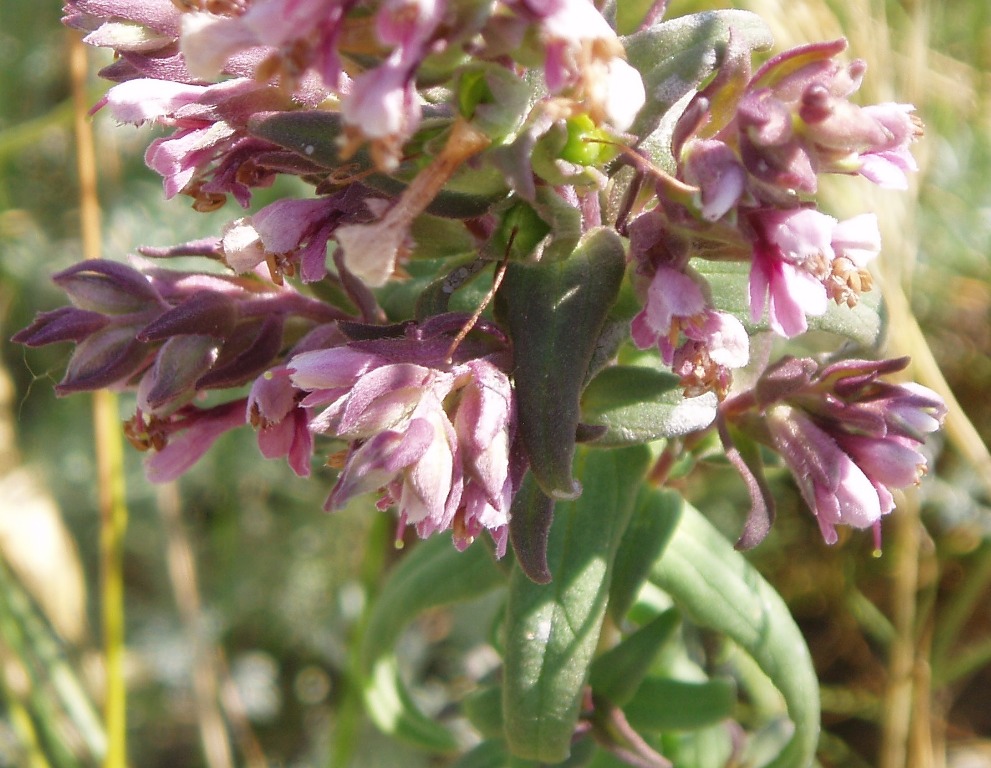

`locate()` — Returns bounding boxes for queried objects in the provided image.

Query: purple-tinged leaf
[508,472,556,585]
[718,417,776,550]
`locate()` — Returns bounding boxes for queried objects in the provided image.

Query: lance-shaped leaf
[463,685,505,740]
[359,535,506,752]
[609,485,683,623]
[648,495,820,768]
[503,446,650,763]
[500,228,626,499]
[718,417,777,550]
[624,677,737,732]
[588,608,680,706]
[581,365,719,446]
[447,740,512,768]
[508,472,557,585]
[623,11,773,142]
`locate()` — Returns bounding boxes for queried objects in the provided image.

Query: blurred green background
[1,0,990,766]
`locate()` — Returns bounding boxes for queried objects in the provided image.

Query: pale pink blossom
[741,356,947,544]
[288,333,518,554]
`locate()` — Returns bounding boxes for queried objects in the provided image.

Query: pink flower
[766,405,887,542]
[748,207,882,337]
[743,356,947,544]
[137,401,247,483]
[681,139,748,222]
[180,0,347,95]
[247,367,314,478]
[632,266,749,397]
[520,0,644,129]
[288,323,519,554]
[631,267,707,363]
[747,208,833,337]
[856,103,920,189]
[101,77,284,207]
[735,39,920,193]
[340,61,421,171]
[221,189,375,283]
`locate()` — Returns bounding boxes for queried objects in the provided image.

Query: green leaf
[456,62,533,140]
[503,446,651,763]
[588,609,680,706]
[608,486,683,622]
[624,677,737,732]
[508,472,557,585]
[364,656,460,752]
[378,257,492,322]
[581,366,718,446]
[464,686,505,739]
[663,722,735,768]
[623,11,773,142]
[649,499,820,768]
[695,259,883,348]
[448,740,512,768]
[360,536,506,751]
[611,0,657,36]
[499,228,627,499]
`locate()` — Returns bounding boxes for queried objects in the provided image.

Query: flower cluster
[625,38,913,394]
[723,357,947,545]
[289,317,519,554]
[16,1,945,554]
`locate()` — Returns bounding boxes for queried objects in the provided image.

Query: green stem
[931,541,991,684]
[328,513,392,768]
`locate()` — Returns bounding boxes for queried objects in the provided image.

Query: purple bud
[137,290,239,341]
[12,307,109,347]
[137,335,222,413]
[56,325,150,395]
[53,260,165,315]
[194,315,284,390]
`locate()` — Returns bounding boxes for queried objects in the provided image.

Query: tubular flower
[747,207,880,338]
[630,265,749,397]
[731,356,947,544]
[220,186,378,283]
[736,39,922,194]
[14,259,344,414]
[288,317,520,555]
[100,77,290,207]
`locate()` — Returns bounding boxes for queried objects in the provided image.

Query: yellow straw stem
[69,32,129,768]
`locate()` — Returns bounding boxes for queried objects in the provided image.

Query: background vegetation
[0,0,989,766]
